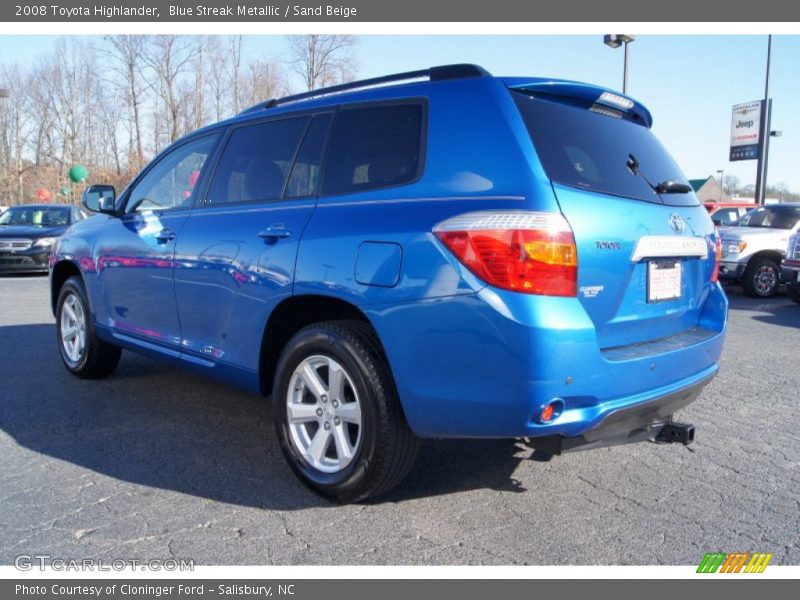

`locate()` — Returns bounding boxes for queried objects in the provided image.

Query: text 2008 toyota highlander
[50,65,727,501]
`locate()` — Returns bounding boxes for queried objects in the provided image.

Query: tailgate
[553,184,714,349]
[510,86,716,349]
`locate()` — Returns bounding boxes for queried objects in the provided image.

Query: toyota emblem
[669,213,685,234]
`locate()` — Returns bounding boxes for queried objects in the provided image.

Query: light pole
[604,35,635,94]
[716,170,724,201]
[754,35,774,205]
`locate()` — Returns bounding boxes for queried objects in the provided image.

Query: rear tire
[742,258,780,298]
[787,286,800,305]
[56,276,121,378]
[272,320,419,503]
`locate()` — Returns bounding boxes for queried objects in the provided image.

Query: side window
[322,103,423,196]
[126,135,218,213]
[285,114,333,199]
[206,117,309,205]
[716,208,738,225]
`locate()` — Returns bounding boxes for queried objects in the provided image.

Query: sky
[0,34,797,192]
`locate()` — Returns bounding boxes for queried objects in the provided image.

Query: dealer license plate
[647,260,682,303]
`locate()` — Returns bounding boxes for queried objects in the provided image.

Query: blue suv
[50,65,727,502]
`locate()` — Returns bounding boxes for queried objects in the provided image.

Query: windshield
[0,207,71,227]
[512,91,697,206]
[736,206,800,230]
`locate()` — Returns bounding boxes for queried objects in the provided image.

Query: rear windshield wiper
[654,180,692,194]
[626,154,691,197]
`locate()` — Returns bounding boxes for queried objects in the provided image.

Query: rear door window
[206,117,309,205]
[322,103,424,196]
[513,91,697,206]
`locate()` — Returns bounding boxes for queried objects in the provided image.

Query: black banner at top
[3,0,800,22]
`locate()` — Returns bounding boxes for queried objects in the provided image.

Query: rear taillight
[434,211,578,296]
[711,236,722,283]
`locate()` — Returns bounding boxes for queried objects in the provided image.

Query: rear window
[322,103,423,196]
[513,91,697,206]
[737,206,800,230]
[206,117,308,205]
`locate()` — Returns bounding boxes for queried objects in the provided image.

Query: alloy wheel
[286,354,363,473]
[60,293,87,365]
[754,264,778,296]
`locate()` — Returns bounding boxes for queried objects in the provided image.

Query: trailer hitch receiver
[653,421,695,446]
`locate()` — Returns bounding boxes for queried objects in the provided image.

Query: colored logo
[697,552,773,573]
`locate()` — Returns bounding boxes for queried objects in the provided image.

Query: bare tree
[769,182,791,202]
[205,36,227,122]
[94,74,124,176]
[102,35,147,167]
[143,35,198,145]
[228,35,244,113]
[287,35,357,91]
[28,39,98,193]
[0,63,33,203]
[192,36,207,131]
[241,55,288,107]
[205,36,287,117]
[722,174,740,196]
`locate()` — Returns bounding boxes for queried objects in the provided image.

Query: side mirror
[82,184,117,214]
[712,219,722,226]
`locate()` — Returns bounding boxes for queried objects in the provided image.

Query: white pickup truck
[718,203,800,297]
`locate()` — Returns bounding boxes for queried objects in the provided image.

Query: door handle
[258,226,292,241]
[155,228,176,243]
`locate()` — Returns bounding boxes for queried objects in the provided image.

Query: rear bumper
[369,282,727,439]
[525,369,713,454]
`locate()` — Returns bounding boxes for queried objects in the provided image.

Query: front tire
[273,320,418,503]
[787,285,800,305]
[742,258,780,298]
[56,276,121,378]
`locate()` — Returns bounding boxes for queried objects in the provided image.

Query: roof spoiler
[239,64,491,115]
[506,79,653,128]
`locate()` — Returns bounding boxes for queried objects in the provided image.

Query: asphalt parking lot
[0,275,798,566]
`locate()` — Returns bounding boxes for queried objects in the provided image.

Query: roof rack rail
[238,63,490,115]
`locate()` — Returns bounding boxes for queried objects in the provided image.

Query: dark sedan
[0,204,86,274]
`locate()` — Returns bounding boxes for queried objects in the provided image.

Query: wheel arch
[747,249,785,266]
[50,259,83,316]
[258,294,387,397]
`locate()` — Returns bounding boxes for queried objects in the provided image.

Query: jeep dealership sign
[729,100,763,161]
